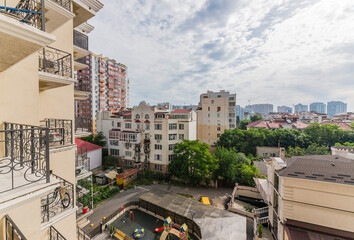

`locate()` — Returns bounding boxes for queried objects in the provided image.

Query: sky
[89,0,354,111]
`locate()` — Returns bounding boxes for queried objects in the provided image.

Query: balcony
[74,30,88,50]
[0,0,55,72]
[5,214,27,239]
[44,0,75,33]
[40,119,73,148]
[72,0,103,28]
[74,75,91,100]
[41,174,74,224]
[76,146,91,180]
[49,225,66,240]
[75,116,92,138]
[38,46,75,91]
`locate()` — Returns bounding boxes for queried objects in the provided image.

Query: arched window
[135,114,140,119]
[145,114,150,119]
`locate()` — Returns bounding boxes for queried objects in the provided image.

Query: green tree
[103,155,119,169]
[81,131,107,147]
[304,143,330,155]
[169,140,218,186]
[238,119,251,130]
[250,114,263,122]
[335,142,354,147]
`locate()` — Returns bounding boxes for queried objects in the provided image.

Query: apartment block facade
[97,103,197,173]
[76,54,129,133]
[197,90,236,145]
[257,156,354,240]
[327,101,347,117]
[0,0,102,239]
[309,102,326,114]
[277,106,292,113]
[294,103,308,113]
[252,104,274,114]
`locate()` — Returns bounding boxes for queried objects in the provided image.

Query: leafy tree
[81,131,107,147]
[335,142,354,147]
[236,116,240,126]
[169,140,218,186]
[103,155,119,169]
[285,146,305,157]
[238,119,251,130]
[250,114,263,122]
[304,143,330,155]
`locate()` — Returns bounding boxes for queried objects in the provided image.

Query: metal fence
[0,122,50,194]
[5,214,27,240]
[0,0,45,30]
[74,30,89,50]
[75,116,92,133]
[38,46,72,78]
[41,174,74,224]
[40,118,73,146]
[51,0,71,11]
[49,225,66,240]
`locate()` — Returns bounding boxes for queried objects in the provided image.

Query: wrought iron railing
[76,146,90,176]
[0,123,50,194]
[76,57,87,65]
[51,0,71,11]
[5,214,27,240]
[75,116,92,133]
[40,119,73,146]
[41,174,74,224]
[38,46,72,78]
[49,226,66,240]
[74,30,88,50]
[0,0,45,30]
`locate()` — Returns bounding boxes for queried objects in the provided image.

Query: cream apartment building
[0,0,102,239]
[197,90,236,145]
[257,156,354,239]
[97,102,197,173]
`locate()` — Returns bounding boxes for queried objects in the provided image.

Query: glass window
[169,134,177,140]
[179,124,184,130]
[155,124,162,130]
[154,154,162,161]
[155,134,162,140]
[179,134,184,140]
[145,114,150,119]
[155,144,162,150]
[169,123,177,130]
[135,114,140,119]
[125,123,131,129]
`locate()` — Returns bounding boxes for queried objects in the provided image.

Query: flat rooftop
[139,189,247,240]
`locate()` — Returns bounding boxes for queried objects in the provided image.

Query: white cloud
[89,0,354,110]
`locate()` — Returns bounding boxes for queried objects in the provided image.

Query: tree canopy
[81,131,107,147]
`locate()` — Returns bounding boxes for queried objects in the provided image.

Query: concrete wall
[88,148,102,170]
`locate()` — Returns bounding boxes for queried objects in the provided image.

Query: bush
[257,224,263,237]
[243,204,253,212]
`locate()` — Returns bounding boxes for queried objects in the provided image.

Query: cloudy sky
[89,0,354,110]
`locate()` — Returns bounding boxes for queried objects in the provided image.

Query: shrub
[257,224,263,237]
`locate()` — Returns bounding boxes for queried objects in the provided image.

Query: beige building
[197,90,236,145]
[255,155,354,239]
[256,146,285,158]
[96,102,197,173]
[0,0,102,239]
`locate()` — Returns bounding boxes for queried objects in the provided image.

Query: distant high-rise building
[252,104,274,114]
[277,106,292,113]
[310,102,326,114]
[327,101,347,117]
[294,103,308,113]
[197,90,236,145]
[172,104,198,111]
[236,105,245,120]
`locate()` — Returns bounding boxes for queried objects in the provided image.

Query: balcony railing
[51,0,71,11]
[49,226,66,240]
[41,174,74,224]
[76,57,87,65]
[5,214,27,240]
[75,116,92,133]
[0,0,45,30]
[74,30,88,50]
[40,119,73,146]
[76,147,90,176]
[0,123,50,194]
[38,46,72,78]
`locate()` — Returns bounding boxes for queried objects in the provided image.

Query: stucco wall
[88,148,102,170]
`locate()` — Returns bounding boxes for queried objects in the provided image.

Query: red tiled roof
[247,120,309,130]
[321,122,352,131]
[116,168,140,179]
[123,112,132,116]
[75,138,102,153]
[171,109,191,114]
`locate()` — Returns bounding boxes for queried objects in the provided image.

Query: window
[110,140,119,146]
[217,107,221,112]
[217,134,221,137]
[179,134,184,140]
[145,154,150,161]
[135,114,140,119]
[155,134,162,140]
[208,107,210,111]
[270,153,276,157]
[169,134,177,140]
[154,164,162,171]
[169,123,177,130]
[125,160,132,166]
[112,121,114,127]
[110,149,119,156]
[125,142,132,148]
[229,97,234,100]
[155,124,162,130]
[211,100,214,104]
[217,95,221,98]
[125,123,131,129]
[262,153,268,157]
[229,102,235,106]
[179,124,184,130]
[145,122,150,130]
[217,127,221,131]
[155,144,162,150]
[154,154,162,161]
[145,133,150,139]
[168,154,176,162]
[136,123,141,130]
[145,114,150,119]
[208,113,210,117]
[125,151,132,157]
[217,113,220,118]
[117,122,121,127]
[168,144,176,151]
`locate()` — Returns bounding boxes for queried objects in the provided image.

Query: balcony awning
[253,178,270,204]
